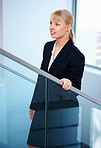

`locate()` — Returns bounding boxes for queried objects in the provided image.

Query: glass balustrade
[0,53,46,148]
[46,78,101,148]
[0,66,36,148]
[0,49,101,148]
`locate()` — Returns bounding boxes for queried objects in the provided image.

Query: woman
[27,9,85,148]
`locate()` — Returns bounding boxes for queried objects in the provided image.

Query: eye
[56,23,60,26]
[50,21,52,25]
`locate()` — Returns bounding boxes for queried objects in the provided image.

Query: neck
[56,35,69,47]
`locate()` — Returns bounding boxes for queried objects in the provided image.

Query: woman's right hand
[29,109,36,120]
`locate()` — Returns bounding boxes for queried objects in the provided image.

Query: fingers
[29,109,36,120]
[61,78,72,90]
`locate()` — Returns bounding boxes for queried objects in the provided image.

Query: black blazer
[41,38,85,90]
[30,39,85,110]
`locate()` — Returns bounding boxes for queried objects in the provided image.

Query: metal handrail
[0,48,101,106]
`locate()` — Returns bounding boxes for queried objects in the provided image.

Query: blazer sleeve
[68,51,85,90]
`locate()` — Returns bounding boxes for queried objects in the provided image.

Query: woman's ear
[66,24,71,32]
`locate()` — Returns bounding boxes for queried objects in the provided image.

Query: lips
[50,31,56,35]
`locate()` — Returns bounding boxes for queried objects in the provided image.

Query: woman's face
[49,18,69,39]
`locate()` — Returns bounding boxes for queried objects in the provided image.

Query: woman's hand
[29,109,36,120]
[61,78,72,90]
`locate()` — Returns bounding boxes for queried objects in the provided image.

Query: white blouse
[48,42,61,71]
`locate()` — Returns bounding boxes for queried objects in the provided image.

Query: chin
[51,36,56,39]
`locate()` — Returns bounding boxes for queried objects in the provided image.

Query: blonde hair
[50,9,75,44]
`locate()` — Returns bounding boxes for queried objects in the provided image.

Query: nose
[50,23,55,30]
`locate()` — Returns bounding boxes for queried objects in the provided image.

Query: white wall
[2,0,72,68]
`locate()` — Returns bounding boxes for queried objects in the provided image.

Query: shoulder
[66,38,85,60]
[72,44,85,60]
[44,40,56,48]
[67,38,85,62]
[42,40,56,56]
[68,43,85,67]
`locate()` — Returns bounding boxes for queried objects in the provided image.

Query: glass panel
[47,78,101,148]
[0,53,38,82]
[77,95,101,148]
[27,74,47,148]
[0,55,47,147]
[0,67,35,148]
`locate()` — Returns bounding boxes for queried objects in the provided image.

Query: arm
[61,51,85,90]
[67,52,85,90]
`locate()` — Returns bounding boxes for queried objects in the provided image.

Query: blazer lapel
[49,39,73,72]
